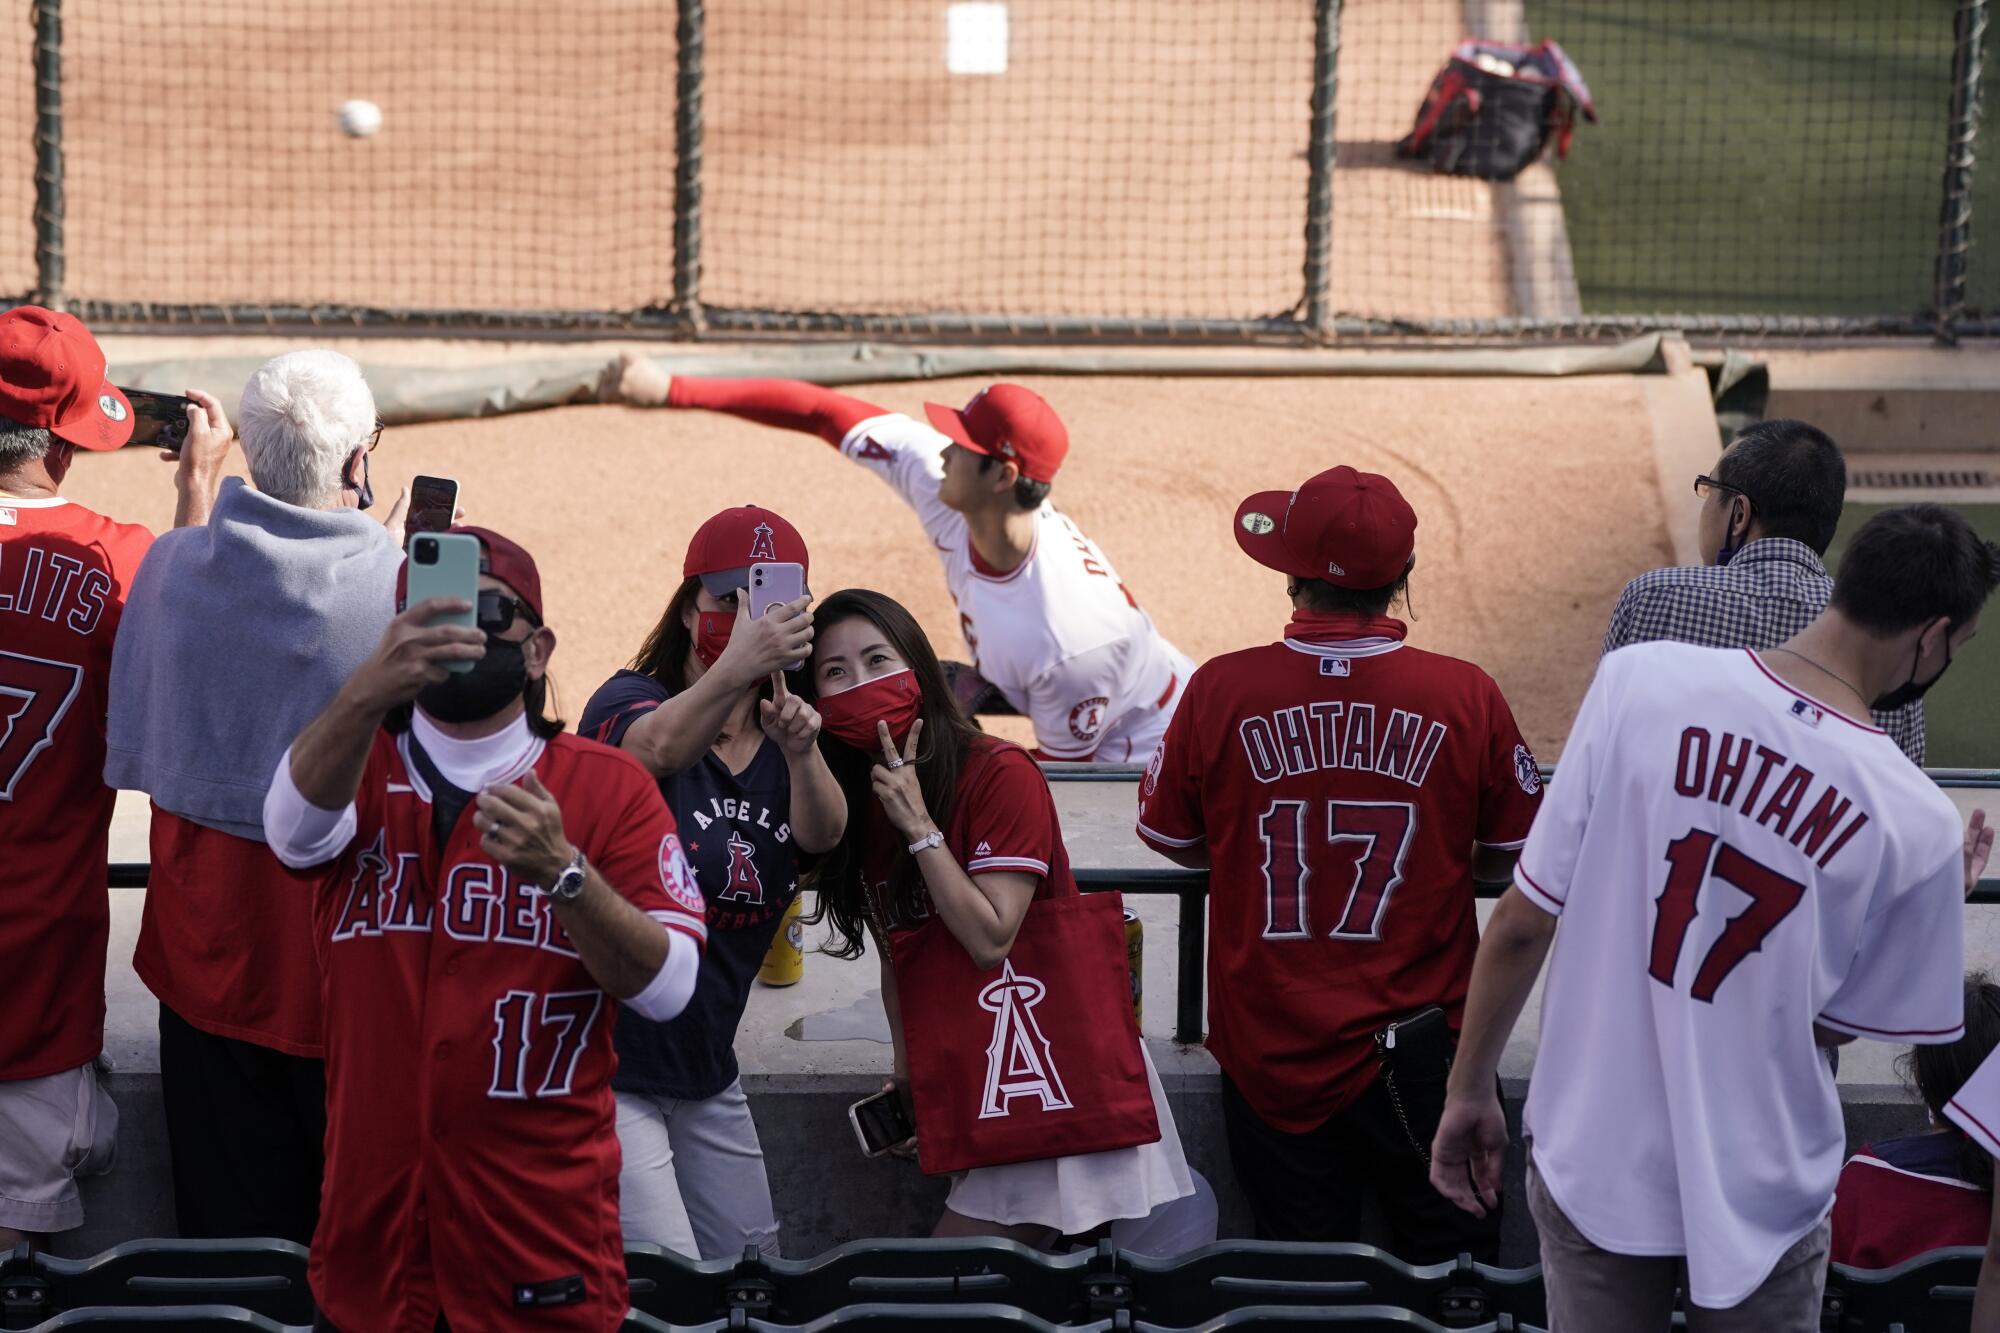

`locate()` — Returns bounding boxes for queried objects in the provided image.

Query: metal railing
[105,765,2000,1049]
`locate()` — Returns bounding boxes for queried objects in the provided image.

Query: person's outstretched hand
[1429,1092,1508,1219]
[1968,809,1993,899]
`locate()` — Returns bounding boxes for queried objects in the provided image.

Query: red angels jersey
[837,411,1193,760]
[0,496,152,1078]
[1522,644,1964,1309]
[862,736,1075,936]
[308,728,704,1333]
[1136,615,1541,1131]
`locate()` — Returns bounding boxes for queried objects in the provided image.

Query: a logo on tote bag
[976,962,1073,1118]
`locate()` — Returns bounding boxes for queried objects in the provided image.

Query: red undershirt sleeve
[666,377,889,448]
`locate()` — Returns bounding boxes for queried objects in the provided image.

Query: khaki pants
[1527,1161,1828,1333]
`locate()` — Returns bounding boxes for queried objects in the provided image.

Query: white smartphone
[749,561,807,671]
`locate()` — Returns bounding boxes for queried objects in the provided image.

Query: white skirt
[944,1042,1196,1235]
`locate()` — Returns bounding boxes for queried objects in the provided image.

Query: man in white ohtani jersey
[1431,503,1998,1332]
[606,364,1193,760]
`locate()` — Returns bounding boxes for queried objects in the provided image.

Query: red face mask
[695,610,734,668]
[817,669,924,751]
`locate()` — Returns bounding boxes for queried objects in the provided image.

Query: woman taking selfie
[579,506,842,1259]
[802,587,1197,1244]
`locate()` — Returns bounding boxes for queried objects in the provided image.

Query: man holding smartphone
[106,350,403,1245]
[1135,465,1540,1263]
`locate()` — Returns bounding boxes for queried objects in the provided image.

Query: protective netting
[0,0,1986,335]
[43,0,680,312]
[695,0,1314,321]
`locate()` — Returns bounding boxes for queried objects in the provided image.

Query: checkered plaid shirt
[1602,537,1925,763]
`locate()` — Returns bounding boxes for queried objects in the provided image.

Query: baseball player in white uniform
[606,364,1193,761]
[1430,504,1997,1331]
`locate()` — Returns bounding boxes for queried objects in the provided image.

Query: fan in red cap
[264,519,710,1330]
[578,504,843,1256]
[0,303,227,1248]
[1135,462,1541,1264]
[602,359,1193,762]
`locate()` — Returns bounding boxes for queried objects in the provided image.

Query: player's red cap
[683,505,810,597]
[0,305,134,451]
[454,525,545,623]
[1234,466,1418,589]
[923,384,1068,484]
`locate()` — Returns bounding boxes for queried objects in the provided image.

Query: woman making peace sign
[801,588,1199,1244]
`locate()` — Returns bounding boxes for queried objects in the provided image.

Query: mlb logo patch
[0,507,15,526]
[1789,698,1824,728]
[1319,657,1352,677]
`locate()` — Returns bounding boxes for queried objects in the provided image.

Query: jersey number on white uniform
[489,989,604,1099]
[0,651,84,801]
[1258,799,1417,942]
[1648,830,1806,1002]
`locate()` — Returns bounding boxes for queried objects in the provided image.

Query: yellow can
[1124,908,1143,1025]
[757,898,805,987]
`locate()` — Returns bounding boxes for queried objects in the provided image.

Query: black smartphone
[849,1087,915,1158]
[407,474,459,535]
[120,388,194,453]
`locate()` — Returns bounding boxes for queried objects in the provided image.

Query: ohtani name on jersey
[329,831,582,957]
[1673,727,1873,870]
[1239,703,1447,789]
[688,798,791,844]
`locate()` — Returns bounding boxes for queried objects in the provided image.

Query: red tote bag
[892,892,1161,1176]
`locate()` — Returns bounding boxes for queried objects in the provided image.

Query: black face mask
[416,633,528,723]
[350,453,375,512]
[1872,634,1953,712]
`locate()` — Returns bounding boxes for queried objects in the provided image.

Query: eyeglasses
[476,590,537,634]
[361,420,384,454]
[1693,474,1754,509]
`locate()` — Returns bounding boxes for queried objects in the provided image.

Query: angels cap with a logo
[0,305,134,451]
[923,384,1068,484]
[1233,465,1417,589]
[683,505,810,597]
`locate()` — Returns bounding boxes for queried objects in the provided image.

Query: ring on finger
[887,757,905,770]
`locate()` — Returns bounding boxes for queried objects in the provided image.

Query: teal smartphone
[405,532,481,673]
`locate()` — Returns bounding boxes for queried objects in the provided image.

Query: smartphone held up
[119,388,195,453]
[405,532,481,673]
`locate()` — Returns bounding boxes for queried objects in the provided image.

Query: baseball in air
[336,100,382,138]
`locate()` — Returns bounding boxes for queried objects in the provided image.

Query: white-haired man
[106,350,409,1243]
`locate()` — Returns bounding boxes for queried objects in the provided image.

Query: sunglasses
[476,590,537,634]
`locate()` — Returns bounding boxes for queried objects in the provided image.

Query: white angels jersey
[1946,1046,2000,1159]
[838,411,1193,761]
[1519,643,1964,1309]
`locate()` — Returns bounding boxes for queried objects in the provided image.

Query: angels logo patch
[1068,696,1109,744]
[658,833,705,915]
[1513,744,1542,795]
[748,522,777,562]
[1141,741,1165,797]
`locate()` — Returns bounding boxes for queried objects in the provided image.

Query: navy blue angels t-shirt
[581,669,804,1100]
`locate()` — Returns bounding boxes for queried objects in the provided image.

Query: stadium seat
[1131,1310,1530,1333]
[628,1240,1101,1325]
[1119,1243,1545,1329]
[1824,1248,1983,1333]
[21,1307,295,1331]
[0,1241,311,1330]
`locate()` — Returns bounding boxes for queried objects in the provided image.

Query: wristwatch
[538,849,589,904]
[907,830,945,856]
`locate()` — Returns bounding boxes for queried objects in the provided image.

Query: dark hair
[1293,567,1412,618]
[0,419,54,471]
[1831,503,2000,636]
[1714,419,1846,554]
[1898,972,2000,1191]
[630,575,703,696]
[978,453,1052,511]
[795,588,986,959]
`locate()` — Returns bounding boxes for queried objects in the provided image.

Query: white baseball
[336,99,383,138]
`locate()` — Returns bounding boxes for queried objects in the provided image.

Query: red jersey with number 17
[1136,613,1540,1131]
[0,496,152,1079]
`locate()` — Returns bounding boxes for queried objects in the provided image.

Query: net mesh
[0,0,1983,333]
[49,0,680,312]
[696,0,1313,320]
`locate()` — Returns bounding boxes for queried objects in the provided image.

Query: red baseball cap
[683,505,810,596]
[0,306,133,451]
[923,384,1069,484]
[455,525,545,623]
[1234,466,1418,589]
